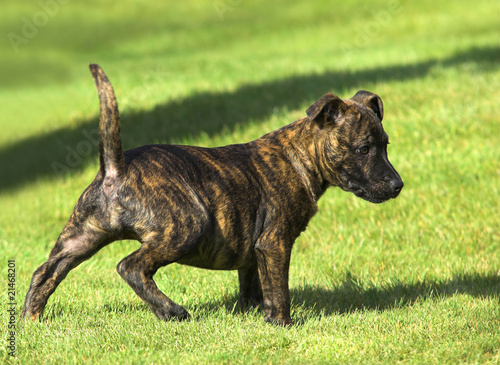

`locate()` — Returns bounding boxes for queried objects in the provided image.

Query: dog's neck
[257,117,331,204]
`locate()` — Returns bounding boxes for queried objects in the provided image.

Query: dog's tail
[89,64,125,180]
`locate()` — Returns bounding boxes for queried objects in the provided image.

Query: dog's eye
[357,146,370,155]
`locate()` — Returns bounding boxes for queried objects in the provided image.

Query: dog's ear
[351,90,384,121]
[306,93,347,128]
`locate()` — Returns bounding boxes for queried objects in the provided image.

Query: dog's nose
[390,178,404,195]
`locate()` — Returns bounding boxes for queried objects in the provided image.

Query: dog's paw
[153,304,190,322]
[264,314,293,327]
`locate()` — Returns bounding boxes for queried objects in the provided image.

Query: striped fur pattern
[22,65,403,326]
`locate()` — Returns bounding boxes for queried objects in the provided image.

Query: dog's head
[306,91,403,203]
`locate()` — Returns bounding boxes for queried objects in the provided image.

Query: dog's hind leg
[117,243,189,321]
[115,183,211,321]
[22,64,127,321]
[21,213,115,320]
[116,213,209,321]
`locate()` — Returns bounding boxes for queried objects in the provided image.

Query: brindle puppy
[22,65,403,326]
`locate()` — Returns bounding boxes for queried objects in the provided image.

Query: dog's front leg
[238,266,263,308]
[255,237,293,326]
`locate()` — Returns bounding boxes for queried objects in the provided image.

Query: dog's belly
[175,176,265,270]
[176,237,256,270]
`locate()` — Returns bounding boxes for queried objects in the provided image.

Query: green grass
[1,0,500,363]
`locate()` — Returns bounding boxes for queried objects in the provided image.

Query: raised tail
[89,64,125,180]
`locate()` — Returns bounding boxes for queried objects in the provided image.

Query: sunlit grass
[1,0,500,364]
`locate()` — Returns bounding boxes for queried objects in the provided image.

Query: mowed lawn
[1,0,500,364]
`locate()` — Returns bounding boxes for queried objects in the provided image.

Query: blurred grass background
[1,0,500,364]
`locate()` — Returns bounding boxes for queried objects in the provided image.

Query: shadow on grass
[1,45,499,192]
[290,271,500,317]
[195,271,500,323]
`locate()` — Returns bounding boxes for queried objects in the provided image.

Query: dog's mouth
[347,182,391,204]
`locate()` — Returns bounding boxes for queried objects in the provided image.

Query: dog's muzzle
[348,177,403,204]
